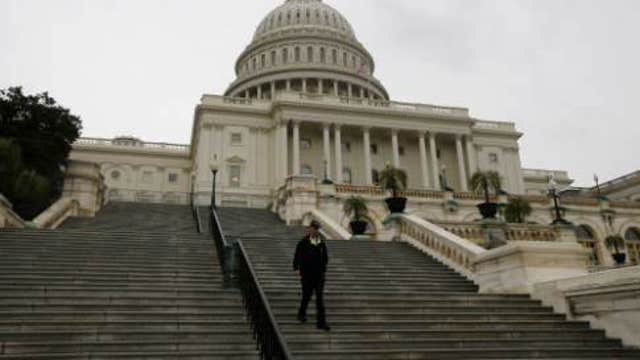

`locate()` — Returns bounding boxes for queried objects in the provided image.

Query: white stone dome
[225,0,388,100]
[253,0,356,42]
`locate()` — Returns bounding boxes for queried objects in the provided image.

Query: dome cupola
[225,0,388,100]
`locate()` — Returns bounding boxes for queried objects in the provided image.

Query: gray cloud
[1,0,638,186]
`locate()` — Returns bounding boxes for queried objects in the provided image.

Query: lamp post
[548,176,569,225]
[210,163,219,209]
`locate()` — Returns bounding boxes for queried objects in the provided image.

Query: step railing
[208,206,293,360]
[237,240,294,360]
[209,206,236,285]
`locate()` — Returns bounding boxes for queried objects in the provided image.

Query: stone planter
[349,220,368,235]
[385,197,407,214]
[477,202,499,219]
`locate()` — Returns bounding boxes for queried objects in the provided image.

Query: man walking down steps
[293,221,331,331]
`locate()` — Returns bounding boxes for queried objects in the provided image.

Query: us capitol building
[69,0,640,267]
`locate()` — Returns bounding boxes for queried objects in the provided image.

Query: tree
[0,87,82,219]
[379,166,408,198]
[504,197,533,223]
[470,171,502,203]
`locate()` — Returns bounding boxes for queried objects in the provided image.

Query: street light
[210,163,219,209]
[548,176,569,225]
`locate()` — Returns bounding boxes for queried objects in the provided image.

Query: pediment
[226,156,246,164]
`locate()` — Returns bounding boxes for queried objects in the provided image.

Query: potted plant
[343,196,370,235]
[470,171,502,219]
[379,166,408,213]
[504,197,533,223]
[605,235,626,265]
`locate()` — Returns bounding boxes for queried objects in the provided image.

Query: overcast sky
[1,0,638,186]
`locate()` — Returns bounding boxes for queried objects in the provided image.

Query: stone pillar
[334,125,343,183]
[359,87,365,98]
[257,85,262,100]
[391,129,400,168]
[270,81,276,99]
[428,132,439,188]
[323,124,332,179]
[333,81,339,96]
[302,78,307,93]
[292,121,301,176]
[280,121,289,180]
[363,127,373,185]
[465,135,477,176]
[348,83,353,98]
[456,135,469,192]
[286,80,291,92]
[244,90,249,98]
[318,79,324,94]
[418,132,429,188]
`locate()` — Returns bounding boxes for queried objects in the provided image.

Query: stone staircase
[0,203,259,359]
[217,207,640,359]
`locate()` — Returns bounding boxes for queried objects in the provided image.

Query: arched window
[295,47,301,62]
[301,165,313,176]
[307,46,314,62]
[320,48,326,63]
[576,225,601,266]
[343,168,353,185]
[332,49,338,64]
[271,51,276,66]
[260,54,266,68]
[282,48,288,64]
[625,227,640,264]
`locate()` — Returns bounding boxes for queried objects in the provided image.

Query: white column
[323,124,332,179]
[286,80,291,91]
[428,132,439,188]
[334,125,343,183]
[418,132,429,188]
[465,136,477,176]
[257,85,262,100]
[348,83,353,98]
[270,81,276,99]
[302,79,307,93]
[359,87,364,98]
[292,122,301,176]
[363,127,373,185]
[318,79,324,94]
[281,121,289,180]
[456,135,469,192]
[333,81,339,96]
[244,90,249,98]
[391,129,400,168]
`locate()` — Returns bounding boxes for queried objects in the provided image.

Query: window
[307,47,314,62]
[344,142,351,153]
[301,139,312,150]
[343,168,353,184]
[252,58,256,71]
[302,165,313,176]
[168,173,178,183]
[625,228,640,265]
[399,146,405,156]
[111,170,121,180]
[231,133,242,145]
[370,144,378,155]
[352,55,356,68]
[577,225,601,266]
[142,171,153,184]
[332,49,338,64]
[260,54,266,68]
[343,52,348,66]
[489,153,499,163]
[320,47,326,63]
[372,169,380,185]
[295,47,301,62]
[282,48,288,64]
[271,51,276,66]
[436,149,441,159]
[229,166,241,187]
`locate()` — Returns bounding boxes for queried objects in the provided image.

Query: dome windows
[307,46,314,62]
[295,47,301,62]
[282,48,289,64]
[320,47,326,64]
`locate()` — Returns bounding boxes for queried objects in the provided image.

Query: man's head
[307,220,321,237]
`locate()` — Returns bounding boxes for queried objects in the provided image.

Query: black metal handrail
[237,240,293,360]
[210,207,233,282]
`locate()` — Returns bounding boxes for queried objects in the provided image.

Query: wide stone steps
[0,204,259,360]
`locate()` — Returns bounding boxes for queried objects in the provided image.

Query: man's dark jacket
[293,236,329,279]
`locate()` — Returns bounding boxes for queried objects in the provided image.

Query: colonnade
[278,121,477,191]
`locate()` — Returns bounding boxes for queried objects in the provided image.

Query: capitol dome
[225,0,388,100]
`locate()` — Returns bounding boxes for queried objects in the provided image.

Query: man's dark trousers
[298,274,326,326]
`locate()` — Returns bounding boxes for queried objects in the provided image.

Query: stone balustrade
[395,214,486,279]
[32,197,79,230]
[75,137,190,153]
[0,194,24,229]
[431,221,560,247]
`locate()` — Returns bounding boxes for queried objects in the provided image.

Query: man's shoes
[297,314,307,323]
[317,323,331,331]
